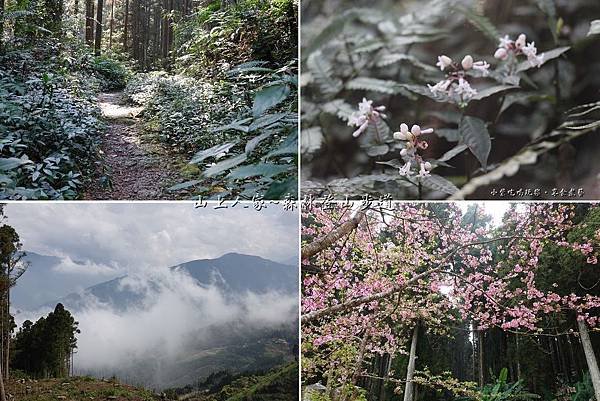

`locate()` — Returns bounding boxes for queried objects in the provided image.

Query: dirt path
[86,92,185,200]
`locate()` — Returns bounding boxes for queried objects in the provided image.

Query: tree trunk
[577,319,600,400]
[108,0,114,49]
[515,334,521,381]
[85,0,95,45]
[4,288,8,380]
[0,360,6,401]
[94,0,104,55]
[123,0,129,52]
[379,353,391,401]
[0,0,4,52]
[403,325,419,401]
[478,330,484,387]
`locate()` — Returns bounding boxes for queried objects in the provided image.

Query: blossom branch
[301,235,540,324]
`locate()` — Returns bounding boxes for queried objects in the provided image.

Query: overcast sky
[5,202,299,277]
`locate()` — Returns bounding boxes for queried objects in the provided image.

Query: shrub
[0,40,104,200]
[90,55,132,91]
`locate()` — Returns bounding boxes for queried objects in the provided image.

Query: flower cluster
[428,54,490,103]
[494,33,545,68]
[347,98,387,137]
[393,123,434,179]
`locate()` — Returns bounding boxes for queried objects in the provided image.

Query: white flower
[436,55,453,71]
[428,79,452,95]
[472,60,490,76]
[411,124,433,136]
[498,35,513,49]
[399,161,411,176]
[515,33,526,49]
[393,123,410,140]
[455,78,477,101]
[417,162,432,178]
[461,55,474,70]
[522,42,544,67]
[494,48,508,60]
[530,53,544,67]
[348,98,386,137]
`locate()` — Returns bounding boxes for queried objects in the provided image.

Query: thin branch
[302,209,367,260]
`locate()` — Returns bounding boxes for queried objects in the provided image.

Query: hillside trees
[13,303,80,378]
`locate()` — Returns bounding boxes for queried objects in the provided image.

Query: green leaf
[0,157,28,171]
[420,174,458,195]
[264,177,297,199]
[266,134,298,158]
[301,127,324,155]
[365,144,389,157]
[454,5,499,42]
[245,131,275,155]
[516,46,570,73]
[190,142,238,164]
[252,84,291,117]
[168,180,202,191]
[203,154,248,178]
[346,77,402,95]
[227,163,291,179]
[211,118,252,133]
[307,51,343,96]
[435,128,460,142]
[438,144,468,162]
[459,116,491,168]
[248,113,288,131]
[472,85,518,101]
[400,84,450,103]
[588,20,600,36]
[376,53,438,72]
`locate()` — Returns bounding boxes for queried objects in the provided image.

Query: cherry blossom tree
[302,202,600,400]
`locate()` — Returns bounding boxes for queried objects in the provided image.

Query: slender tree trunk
[379,353,391,401]
[515,334,521,381]
[108,0,114,49]
[0,0,4,52]
[0,360,6,401]
[478,330,484,387]
[94,0,104,55]
[85,0,95,45]
[4,288,8,380]
[403,325,419,401]
[123,0,129,52]
[577,319,600,400]
[567,334,580,379]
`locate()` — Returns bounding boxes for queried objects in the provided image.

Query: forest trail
[85,91,185,200]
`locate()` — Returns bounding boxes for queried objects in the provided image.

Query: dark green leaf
[459,116,491,168]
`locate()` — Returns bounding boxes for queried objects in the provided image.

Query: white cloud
[4,203,299,274]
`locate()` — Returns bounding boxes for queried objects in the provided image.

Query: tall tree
[94,0,104,55]
[123,0,129,52]
[109,0,114,49]
[0,223,27,380]
[85,0,95,45]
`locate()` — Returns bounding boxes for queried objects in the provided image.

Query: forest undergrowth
[0,0,298,200]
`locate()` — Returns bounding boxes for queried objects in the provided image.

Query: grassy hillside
[168,361,299,401]
[6,376,158,401]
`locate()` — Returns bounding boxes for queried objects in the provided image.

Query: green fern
[453,5,499,42]
[306,51,343,97]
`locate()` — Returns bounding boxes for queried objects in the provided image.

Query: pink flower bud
[494,48,508,60]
